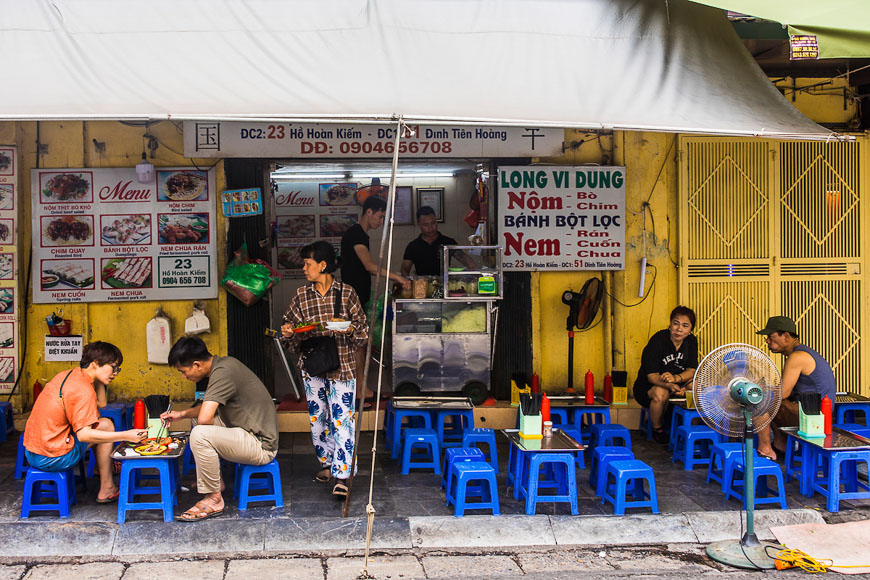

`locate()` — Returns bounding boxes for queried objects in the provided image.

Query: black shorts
[633,383,653,407]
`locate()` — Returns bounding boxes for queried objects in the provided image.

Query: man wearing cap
[756,315,836,460]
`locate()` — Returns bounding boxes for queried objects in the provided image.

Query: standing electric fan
[561,277,603,391]
[694,344,784,569]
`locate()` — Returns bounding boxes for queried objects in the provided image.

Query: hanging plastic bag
[221,242,280,306]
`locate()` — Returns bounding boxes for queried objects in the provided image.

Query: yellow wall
[2,121,229,410]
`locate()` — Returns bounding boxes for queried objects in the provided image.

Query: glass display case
[442,245,503,300]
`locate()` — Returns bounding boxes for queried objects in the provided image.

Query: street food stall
[392,245,502,404]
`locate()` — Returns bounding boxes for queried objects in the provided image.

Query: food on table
[441,306,487,333]
[101,215,150,244]
[43,262,94,288]
[0,185,12,210]
[277,215,315,238]
[44,216,92,244]
[141,437,172,446]
[0,358,12,381]
[41,274,60,289]
[0,254,11,279]
[0,289,12,312]
[134,443,168,455]
[277,247,303,269]
[157,214,207,244]
[0,151,10,172]
[0,325,12,348]
[319,214,356,238]
[163,171,206,200]
[102,257,152,288]
[42,173,90,201]
[322,184,355,206]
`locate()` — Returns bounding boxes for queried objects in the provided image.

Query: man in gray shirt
[162,337,278,521]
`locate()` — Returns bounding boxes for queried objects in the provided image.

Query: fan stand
[706,406,783,570]
[565,328,576,393]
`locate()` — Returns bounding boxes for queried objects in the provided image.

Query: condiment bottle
[133,398,147,429]
[32,380,43,403]
[541,393,551,423]
[821,395,833,435]
[603,373,613,403]
[531,372,540,394]
[585,369,595,404]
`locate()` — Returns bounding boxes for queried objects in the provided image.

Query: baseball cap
[756,316,798,336]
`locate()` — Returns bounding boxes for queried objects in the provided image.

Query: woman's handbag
[299,283,343,377]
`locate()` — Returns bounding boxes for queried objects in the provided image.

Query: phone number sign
[158,256,210,288]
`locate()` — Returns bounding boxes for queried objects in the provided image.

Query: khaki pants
[189,416,277,494]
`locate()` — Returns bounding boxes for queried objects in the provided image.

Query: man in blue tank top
[756,315,837,460]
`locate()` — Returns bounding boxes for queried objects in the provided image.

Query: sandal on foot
[315,467,331,483]
[95,489,120,504]
[332,480,349,498]
[176,500,224,522]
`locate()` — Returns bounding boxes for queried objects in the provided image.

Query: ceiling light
[270,173,347,180]
[352,172,455,179]
[135,152,154,184]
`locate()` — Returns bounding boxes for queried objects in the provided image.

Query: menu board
[31,167,218,303]
[274,181,358,279]
[0,145,17,393]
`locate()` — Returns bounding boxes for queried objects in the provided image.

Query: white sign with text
[44,335,83,362]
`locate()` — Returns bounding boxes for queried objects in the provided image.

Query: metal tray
[836,392,870,403]
[112,433,188,460]
[391,396,474,410]
[546,395,610,407]
[782,426,870,451]
[502,428,584,452]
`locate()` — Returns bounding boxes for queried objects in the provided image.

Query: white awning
[1,0,836,139]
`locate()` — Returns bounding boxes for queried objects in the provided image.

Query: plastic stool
[639,407,654,440]
[233,458,283,510]
[601,459,659,515]
[461,428,498,470]
[836,403,869,426]
[0,401,14,441]
[725,456,787,509]
[783,437,806,486]
[669,405,703,450]
[445,461,500,517]
[561,428,586,469]
[442,447,485,490]
[21,467,77,518]
[707,442,751,491]
[390,410,432,459]
[99,403,128,431]
[548,408,569,425]
[571,408,611,443]
[434,409,474,449]
[14,433,29,479]
[181,442,196,476]
[672,425,721,470]
[590,424,632,450]
[519,452,578,515]
[590,446,635,497]
[400,428,440,475]
[809,448,870,513]
[117,458,177,523]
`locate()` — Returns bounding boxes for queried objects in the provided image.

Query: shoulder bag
[299,283,342,377]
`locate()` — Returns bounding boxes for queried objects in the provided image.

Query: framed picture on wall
[416,187,444,222]
[392,186,413,225]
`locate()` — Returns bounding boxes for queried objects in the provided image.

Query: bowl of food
[325,318,351,331]
[41,274,60,289]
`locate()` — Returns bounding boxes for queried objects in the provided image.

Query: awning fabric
[689,0,870,59]
[1,0,834,138]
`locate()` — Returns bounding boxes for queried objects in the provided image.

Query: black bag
[299,283,342,377]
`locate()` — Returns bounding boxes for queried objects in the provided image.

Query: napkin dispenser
[798,393,825,438]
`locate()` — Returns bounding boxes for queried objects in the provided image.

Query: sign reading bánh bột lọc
[30,167,218,303]
[0,145,17,393]
[497,166,626,271]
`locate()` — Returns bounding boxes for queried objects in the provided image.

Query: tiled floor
[0,427,868,523]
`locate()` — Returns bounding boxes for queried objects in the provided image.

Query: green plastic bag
[221,243,280,306]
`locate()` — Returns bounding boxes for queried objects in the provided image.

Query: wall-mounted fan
[695,344,784,570]
[561,277,603,391]
[355,177,390,206]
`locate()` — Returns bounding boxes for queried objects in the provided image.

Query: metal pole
[742,407,758,545]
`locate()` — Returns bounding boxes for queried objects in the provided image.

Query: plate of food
[160,170,207,201]
[277,215,315,238]
[0,151,11,173]
[41,172,91,202]
[293,322,319,334]
[277,246,304,270]
[320,214,357,238]
[319,183,356,206]
[41,273,60,289]
[0,289,12,313]
[42,261,94,289]
[134,442,168,456]
[0,220,10,244]
[101,215,151,245]
[0,185,12,210]
[101,257,152,289]
[43,216,93,246]
[158,213,208,244]
[0,254,12,279]
[325,318,351,331]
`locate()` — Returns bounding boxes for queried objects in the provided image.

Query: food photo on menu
[0,150,11,173]
[41,215,94,247]
[101,215,151,245]
[277,215,315,238]
[158,213,208,244]
[277,246,304,270]
[319,214,357,238]
[319,183,357,206]
[0,324,12,348]
[39,171,93,203]
[0,289,13,313]
[0,254,12,279]
[0,357,13,382]
[101,257,153,289]
[0,184,13,210]
[157,170,207,201]
[0,220,12,244]
[41,259,95,290]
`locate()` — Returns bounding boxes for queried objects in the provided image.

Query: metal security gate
[679,136,868,396]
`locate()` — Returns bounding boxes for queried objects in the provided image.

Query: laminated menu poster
[273,181,356,279]
[31,167,218,303]
[0,145,18,393]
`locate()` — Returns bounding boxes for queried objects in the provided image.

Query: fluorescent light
[270,173,346,180]
[353,172,455,179]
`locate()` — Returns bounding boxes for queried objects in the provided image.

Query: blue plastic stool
[836,403,870,426]
[707,442,751,492]
[390,410,433,459]
[571,408,610,443]
[590,424,632,450]
[669,405,703,450]
[519,452,578,515]
[809,448,870,513]
[561,428,586,469]
[99,403,128,431]
[590,446,635,497]
[434,409,474,449]
[400,428,441,475]
[233,458,283,510]
[461,428,498,470]
[639,407,654,440]
[442,447,485,490]
[784,437,806,486]
[21,467,77,518]
[383,401,396,447]
[181,442,196,476]
[601,459,659,515]
[0,401,14,442]
[14,433,29,479]
[445,461,500,517]
[548,408,569,425]
[672,425,721,470]
[117,458,177,523]
[724,456,787,509]
[834,423,870,438]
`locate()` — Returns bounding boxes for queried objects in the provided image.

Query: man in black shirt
[401,206,459,277]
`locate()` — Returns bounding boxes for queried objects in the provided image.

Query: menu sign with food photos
[0,145,18,393]
[31,167,218,303]
[274,181,356,279]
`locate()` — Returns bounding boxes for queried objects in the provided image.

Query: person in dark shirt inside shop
[400,205,459,277]
[632,306,699,444]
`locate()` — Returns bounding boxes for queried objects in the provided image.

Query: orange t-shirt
[23,368,101,457]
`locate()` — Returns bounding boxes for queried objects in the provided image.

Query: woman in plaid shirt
[281,241,368,497]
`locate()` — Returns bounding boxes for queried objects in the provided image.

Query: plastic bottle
[585,369,595,404]
[822,395,833,435]
[603,373,613,403]
[32,380,43,403]
[541,393,551,423]
[133,399,147,429]
[531,372,540,394]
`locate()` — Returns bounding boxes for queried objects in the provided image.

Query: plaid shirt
[283,279,367,381]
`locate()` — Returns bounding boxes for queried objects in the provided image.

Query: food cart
[392,245,503,404]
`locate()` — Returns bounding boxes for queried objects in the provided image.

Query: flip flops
[95,489,120,504]
[332,480,349,498]
[176,500,224,522]
[315,467,331,483]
